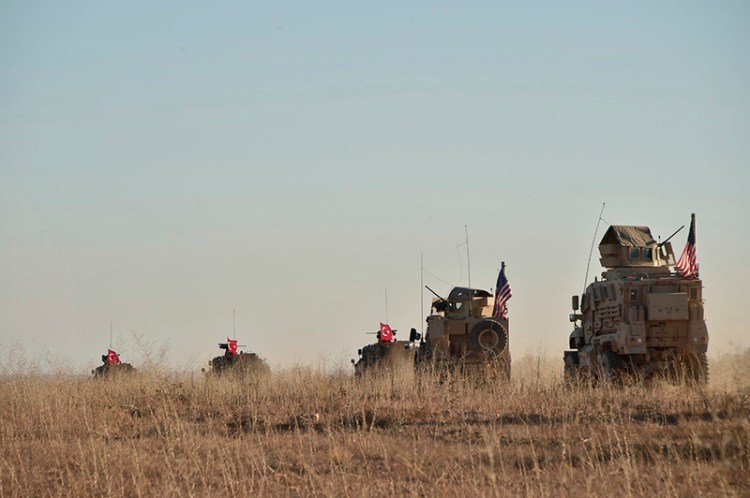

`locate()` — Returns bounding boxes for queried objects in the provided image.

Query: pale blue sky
[1,2,748,371]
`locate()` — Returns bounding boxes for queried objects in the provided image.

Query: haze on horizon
[1,2,748,372]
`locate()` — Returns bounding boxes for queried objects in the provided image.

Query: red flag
[107,349,121,365]
[227,338,238,354]
[379,323,394,342]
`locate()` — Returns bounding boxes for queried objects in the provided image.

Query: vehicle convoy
[351,323,421,377]
[416,281,511,379]
[207,338,270,376]
[565,215,709,383]
[92,349,136,378]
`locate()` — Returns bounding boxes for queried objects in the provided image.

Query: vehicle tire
[414,342,431,367]
[210,355,230,373]
[685,352,709,385]
[468,320,508,355]
[563,351,579,384]
[93,365,106,378]
[599,350,624,383]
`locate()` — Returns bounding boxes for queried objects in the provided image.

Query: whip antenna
[385,286,389,324]
[465,224,471,290]
[420,253,424,336]
[583,202,606,295]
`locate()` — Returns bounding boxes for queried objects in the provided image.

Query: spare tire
[468,320,508,355]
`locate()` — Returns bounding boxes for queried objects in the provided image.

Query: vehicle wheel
[563,351,579,384]
[468,320,508,355]
[599,350,624,383]
[685,352,709,385]
[414,343,429,367]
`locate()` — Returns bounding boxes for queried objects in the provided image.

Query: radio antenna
[385,286,389,324]
[465,224,472,290]
[583,202,606,295]
[420,253,424,336]
[109,321,113,349]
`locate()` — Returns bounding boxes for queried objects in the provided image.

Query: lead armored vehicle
[207,338,270,376]
[565,217,709,383]
[416,285,511,378]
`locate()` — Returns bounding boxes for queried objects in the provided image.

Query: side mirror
[409,328,421,342]
[572,295,579,311]
[357,349,362,356]
[350,359,355,364]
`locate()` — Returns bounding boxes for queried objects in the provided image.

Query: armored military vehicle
[351,324,421,377]
[92,349,136,378]
[415,285,511,378]
[207,338,270,376]
[564,216,709,383]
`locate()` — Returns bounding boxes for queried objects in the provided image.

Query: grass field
[1,351,748,497]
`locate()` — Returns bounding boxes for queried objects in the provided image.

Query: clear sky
[1,1,748,372]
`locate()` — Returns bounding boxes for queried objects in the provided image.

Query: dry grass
[1,352,749,497]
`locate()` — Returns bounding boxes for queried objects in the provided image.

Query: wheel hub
[477,329,500,350]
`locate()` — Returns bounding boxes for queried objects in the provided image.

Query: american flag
[493,264,512,320]
[675,214,698,278]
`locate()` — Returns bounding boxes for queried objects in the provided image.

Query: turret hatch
[599,225,660,268]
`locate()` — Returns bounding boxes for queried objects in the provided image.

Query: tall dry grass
[1,351,748,497]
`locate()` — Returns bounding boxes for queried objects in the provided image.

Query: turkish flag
[379,323,394,342]
[227,338,238,354]
[107,349,121,365]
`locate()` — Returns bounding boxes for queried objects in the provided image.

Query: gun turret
[425,285,450,313]
[659,225,685,248]
[219,342,246,350]
[425,285,447,303]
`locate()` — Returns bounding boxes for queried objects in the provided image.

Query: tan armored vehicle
[351,325,421,377]
[207,339,270,376]
[92,349,136,378]
[416,286,511,378]
[565,218,709,383]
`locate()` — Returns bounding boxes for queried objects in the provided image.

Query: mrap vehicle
[565,219,709,383]
[416,286,511,378]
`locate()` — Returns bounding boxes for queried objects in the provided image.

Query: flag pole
[420,253,424,336]
[501,261,506,319]
[465,224,471,290]
[692,212,697,277]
